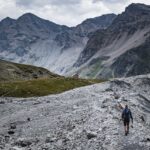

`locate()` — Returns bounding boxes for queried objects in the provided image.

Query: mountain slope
[73,14,116,36]
[0,59,58,81]
[0,13,116,75]
[73,3,150,79]
[0,59,102,97]
[0,74,150,149]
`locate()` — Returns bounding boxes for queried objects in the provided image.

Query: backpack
[123,108,130,120]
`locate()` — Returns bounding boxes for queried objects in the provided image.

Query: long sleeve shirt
[122,108,133,121]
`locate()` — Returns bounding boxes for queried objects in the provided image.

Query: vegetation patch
[80,57,108,78]
[0,77,104,98]
[0,59,58,82]
[0,59,105,98]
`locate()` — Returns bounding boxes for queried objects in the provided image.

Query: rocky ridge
[73,3,150,79]
[0,13,116,75]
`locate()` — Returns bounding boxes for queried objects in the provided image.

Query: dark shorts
[124,120,129,126]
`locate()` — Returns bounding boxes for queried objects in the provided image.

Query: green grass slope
[0,59,58,81]
[0,77,102,97]
[0,60,103,97]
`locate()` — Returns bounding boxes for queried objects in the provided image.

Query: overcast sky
[0,0,150,26]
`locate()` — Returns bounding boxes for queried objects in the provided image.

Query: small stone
[122,98,128,102]
[147,138,150,142]
[45,137,56,143]
[105,88,113,92]
[142,137,150,142]
[10,123,16,129]
[113,132,119,135]
[101,104,107,108]
[0,101,5,104]
[33,101,41,105]
[27,118,31,121]
[15,139,32,147]
[5,135,10,143]
[42,148,49,150]
[140,116,145,122]
[9,148,17,150]
[63,137,69,144]
[8,130,15,135]
[113,92,120,99]
[87,132,97,139]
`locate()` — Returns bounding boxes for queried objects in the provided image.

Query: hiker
[122,105,133,135]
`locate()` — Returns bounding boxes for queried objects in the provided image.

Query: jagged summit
[126,3,150,12]
[73,3,150,79]
[78,13,116,26]
[17,13,39,22]
[17,12,57,25]
[1,17,15,22]
[74,13,116,35]
[111,3,150,28]
[16,13,69,33]
[18,12,37,18]
[0,17,16,26]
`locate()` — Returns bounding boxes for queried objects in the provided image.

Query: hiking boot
[127,130,129,134]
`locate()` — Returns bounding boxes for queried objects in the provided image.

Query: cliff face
[73,3,150,79]
[1,3,150,79]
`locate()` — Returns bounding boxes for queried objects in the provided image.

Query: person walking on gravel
[122,105,133,136]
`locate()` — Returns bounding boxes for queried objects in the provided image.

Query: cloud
[94,0,130,13]
[93,0,127,3]
[0,0,150,27]
[0,0,24,20]
[14,0,110,26]
[15,0,80,8]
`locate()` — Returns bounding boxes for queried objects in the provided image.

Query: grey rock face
[73,14,116,36]
[73,3,150,79]
[111,37,150,77]
[0,74,150,149]
[0,13,115,75]
[1,3,150,79]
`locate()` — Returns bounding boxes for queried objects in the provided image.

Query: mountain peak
[111,3,150,28]
[0,17,16,26]
[74,13,116,35]
[81,13,116,24]
[126,3,150,12]
[17,13,42,22]
[18,13,38,18]
[1,17,15,21]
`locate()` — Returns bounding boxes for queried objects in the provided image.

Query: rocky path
[0,74,150,150]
